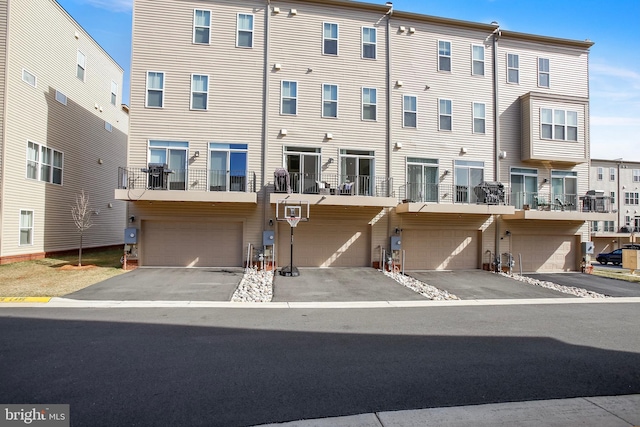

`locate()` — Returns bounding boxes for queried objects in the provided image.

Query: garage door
[403,229,478,270]
[278,221,369,267]
[142,220,242,267]
[512,235,576,272]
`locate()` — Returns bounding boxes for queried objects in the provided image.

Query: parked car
[596,245,640,265]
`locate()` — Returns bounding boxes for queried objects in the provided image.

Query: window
[473,102,485,134]
[455,160,484,203]
[323,23,338,55]
[362,87,377,121]
[551,170,577,208]
[237,13,254,48]
[77,51,86,81]
[193,10,211,44]
[148,141,188,190]
[597,167,603,181]
[510,167,538,209]
[407,158,439,202]
[403,95,417,128]
[322,84,338,118]
[284,146,321,194]
[362,27,376,59]
[209,143,248,192]
[541,108,578,141]
[604,221,615,232]
[610,168,616,181]
[340,149,374,196]
[439,99,452,131]
[105,122,112,132]
[111,81,117,105]
[633,169,640,182]
[438,40,451,72]
[281,81,297,115]
[591,221,599,232]
[191,74,209,110]
[146,71,164,108]
[538,58,550,88]
[611,191,615,204]
[22,69,36,87]
[472,45,484,76]
[507,53,519,83]
[20,210,34,246]
[625,192,639,205]
[27,141,63,185]
[55,90,67,105]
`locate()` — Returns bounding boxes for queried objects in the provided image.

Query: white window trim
[610,167,616,181]
[438,40,452,72]
[22,69,37,87]
[280,80,298,116]
[190,74,209,111]
[402,95,418,128]
[322,83,339,119]
[361,26,377,60]
[236,13,254,48]
[507,53,519,84]
[322,22,339,56]
[111,81,118,105]
[438,98,452,132]
[19,210,34,247]
[538,57,550,88]
[55,90,67,105]
[105,121,113,132]
[145,71,165,109]
[193,9,211,45]
[471,44,484,76]
[472,102,485,134]
[76,50,86,82]
[26,141,63,185]
[633,169,640,182]
[540,108,578,141]
[361,87,377,121]
[597,167,603,181]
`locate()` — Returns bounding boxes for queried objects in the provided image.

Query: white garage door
[142,220,242,267]
[403,229,478,270]
[278,221,369,267]
[512,235,577,272]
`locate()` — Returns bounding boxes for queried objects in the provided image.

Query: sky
[56,0,640,161]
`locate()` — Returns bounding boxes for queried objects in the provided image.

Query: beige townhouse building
[119,0,613,272]
[0,0,128,264]
[589,159,640,254]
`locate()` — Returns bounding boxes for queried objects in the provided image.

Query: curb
[0,297,51,303]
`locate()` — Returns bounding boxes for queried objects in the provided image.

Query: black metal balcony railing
[273,172,393,197]
[398,183,508,205]
[118,167,256,192]
[511,192,613,213]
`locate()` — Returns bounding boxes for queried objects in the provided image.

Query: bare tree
[71,190,94,266]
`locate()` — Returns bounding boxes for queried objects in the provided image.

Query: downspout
[492,26,501,271]
[385,2,393,252]
[261,1,271,229]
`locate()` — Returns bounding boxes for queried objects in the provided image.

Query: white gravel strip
[382,269,460,300]
[500,272,609,298]
[231,267,274,302]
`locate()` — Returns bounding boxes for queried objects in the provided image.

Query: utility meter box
[124,228,138,244]
[263,231,275,246]
[390,236,402,251]
[581,241,595,255]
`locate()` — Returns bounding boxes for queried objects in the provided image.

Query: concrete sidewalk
[253,394,640,427]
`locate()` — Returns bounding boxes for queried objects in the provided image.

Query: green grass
[0,248,127,297]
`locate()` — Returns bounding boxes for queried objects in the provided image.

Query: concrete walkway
[253,394,640,427]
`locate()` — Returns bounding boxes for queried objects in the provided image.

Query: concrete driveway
[407,270,576,300]
[526,272,640,297]
[272,268,426,302]
[65,268,244,301]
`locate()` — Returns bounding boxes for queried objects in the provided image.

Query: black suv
[596,245,640,265]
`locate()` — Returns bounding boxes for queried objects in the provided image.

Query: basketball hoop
[286,216,301,227]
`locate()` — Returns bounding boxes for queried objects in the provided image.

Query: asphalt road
[1,304,639,427]
[526,272,640,297]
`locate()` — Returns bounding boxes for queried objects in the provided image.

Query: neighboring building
[589,159,640,254]
[0,0,128,263]
[119,0,613,272]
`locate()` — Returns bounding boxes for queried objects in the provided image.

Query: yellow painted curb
[0,297,51,303]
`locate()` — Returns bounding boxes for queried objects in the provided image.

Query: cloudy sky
[56,0,640,161]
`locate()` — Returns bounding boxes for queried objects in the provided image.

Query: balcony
[270,171,397,207]
[504,191,616,221]
[396,183,515,215]
[114,167,257,203]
